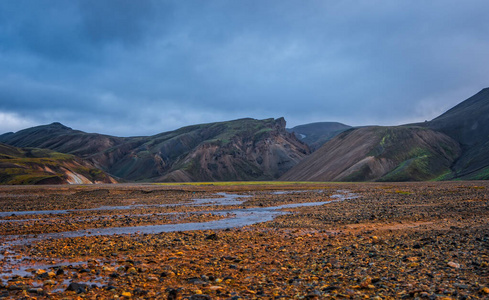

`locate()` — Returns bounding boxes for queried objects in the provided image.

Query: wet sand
[0,182,487,299]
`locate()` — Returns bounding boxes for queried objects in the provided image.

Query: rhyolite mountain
[2,88,489,183]
[280,126,461,182]
[282,87,489,181]
[287,122,352,150]
[0,143,116,184]
[0,118,310,182]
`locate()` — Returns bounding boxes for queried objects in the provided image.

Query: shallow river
[1,190,356,239]
[0,189,357,284]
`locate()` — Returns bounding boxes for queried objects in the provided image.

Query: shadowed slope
[287,122,351,151]
[426,88,489,179]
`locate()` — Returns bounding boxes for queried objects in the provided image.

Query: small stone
[205,233,218,240]
[66,282,89,294]
[190,295,211,300]
[121,291,132,297]
[187,277,206,285]
[482,287,489,294]
[35,269,46,275]
[360,276,372,288]
[103,266,115,272]
[167,288,179,300]
[161,271,175,277]
[43,280,55,286]
[447,261,460,268]
[27,288,43,294]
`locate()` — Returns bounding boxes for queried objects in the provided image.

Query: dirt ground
[0,181,487,299]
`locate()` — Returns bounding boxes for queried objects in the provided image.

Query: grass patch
[7,174,62,185]
[394,190,412,195]
[430,170,454,181]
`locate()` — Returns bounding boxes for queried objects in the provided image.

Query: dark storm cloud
[1,0,489,136]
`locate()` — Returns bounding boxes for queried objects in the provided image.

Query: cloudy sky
[1,0,488,136]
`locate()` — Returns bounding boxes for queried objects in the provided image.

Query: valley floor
[0,182,487,299]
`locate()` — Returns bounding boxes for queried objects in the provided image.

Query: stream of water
[0,190,357,283]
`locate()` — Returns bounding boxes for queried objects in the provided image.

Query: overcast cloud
[1,0,488,136]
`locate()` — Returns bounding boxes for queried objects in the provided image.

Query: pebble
[121,291,132,297]
[43,280,55,286]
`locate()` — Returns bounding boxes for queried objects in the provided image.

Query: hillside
[281,126,461,182]
[0,122,131,157]
[287,122,351,150]
[92,118,310,182]
[0,143,116,184]
[1,118,310,182]
[425,88,489,179]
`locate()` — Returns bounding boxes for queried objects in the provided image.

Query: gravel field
[0,182,487,299]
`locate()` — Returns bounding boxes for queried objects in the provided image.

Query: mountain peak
[48,122,72,130]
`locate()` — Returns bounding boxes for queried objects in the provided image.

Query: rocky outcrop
[158,118,309,181]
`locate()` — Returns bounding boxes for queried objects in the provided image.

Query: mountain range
[1,88,488,184]
[1,118,309,183]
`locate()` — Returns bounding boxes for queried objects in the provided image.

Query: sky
[1,0,489,137]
